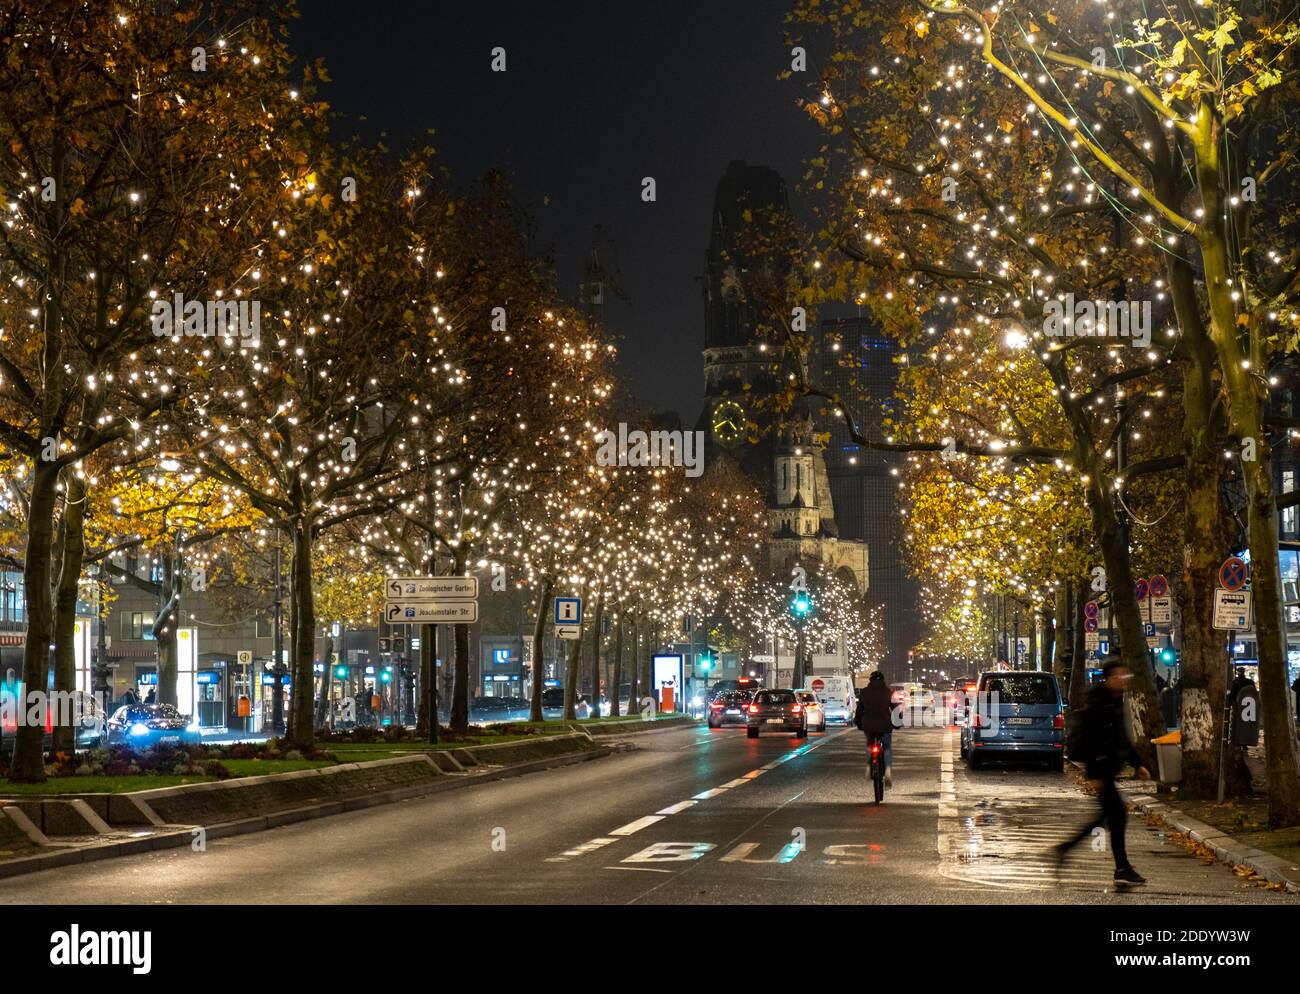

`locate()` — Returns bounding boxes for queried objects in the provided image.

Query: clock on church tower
[711,399,746,443]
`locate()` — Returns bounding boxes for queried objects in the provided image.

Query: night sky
[293,0,821,424]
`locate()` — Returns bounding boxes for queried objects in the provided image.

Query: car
[805,675,857,723]
[795,690,827,732]
[706,690,752,728]
[105,704,200,748]
[746,689,807,738]
[961,670,1065,770]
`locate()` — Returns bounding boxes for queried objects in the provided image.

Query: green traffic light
[334,665,348,679]
[792,594,811,615]
[380,670,392,683]
[1159,648,1175,664]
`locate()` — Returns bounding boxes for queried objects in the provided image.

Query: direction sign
[385,601,479,624]
[1212,588,1252,630]
[1150,595,1172,624]
[1218,556,1248,591]
[386,576,478,601]
[554,597,582,625]
[751,654,775,663]
[556,625,581,641]
[1149,574,1169,597]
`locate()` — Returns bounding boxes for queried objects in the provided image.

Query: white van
[805,674,857,724]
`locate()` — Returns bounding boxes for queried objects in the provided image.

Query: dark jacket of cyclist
[854,673,893,735]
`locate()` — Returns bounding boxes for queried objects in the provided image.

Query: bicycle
[866,731,887,804]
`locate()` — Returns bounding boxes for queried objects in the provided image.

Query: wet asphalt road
[2,722,1294,904]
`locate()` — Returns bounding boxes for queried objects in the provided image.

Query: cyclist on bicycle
[854,670,894,786]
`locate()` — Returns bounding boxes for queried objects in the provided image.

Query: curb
[583,718,698,738]
[0,745,614,881]
[1130,793,1300,895]
[1065,757,1300,894]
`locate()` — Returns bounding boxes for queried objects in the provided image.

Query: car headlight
[129,722,150,736]
[691,697,702,708]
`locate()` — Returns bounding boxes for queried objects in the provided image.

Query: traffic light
[1158,647,1176,665]
[792,593,812,616]
[697,654,713,672]
[379,668,393,684]
[333,664,348,680]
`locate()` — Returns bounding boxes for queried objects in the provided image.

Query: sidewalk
[1067,754,1300,894]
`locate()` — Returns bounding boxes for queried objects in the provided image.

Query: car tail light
[790,703,802,713]
[1053,713,1065,730]
[710,702,724,710]
[748,704,759,714]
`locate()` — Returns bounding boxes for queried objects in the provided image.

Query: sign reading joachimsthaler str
[386,601,478,624]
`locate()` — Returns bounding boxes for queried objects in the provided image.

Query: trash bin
[1151,729,1181,783]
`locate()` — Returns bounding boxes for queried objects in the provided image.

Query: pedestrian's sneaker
[1113,866,1146,885]
[883,767,892,787]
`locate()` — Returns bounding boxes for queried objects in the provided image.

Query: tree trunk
[1079,473,1164,767]
[610,611,623,718]
[529,576,553,722]
[1178,427,1250,797]
[451,620,470,733]
[51,472,86,754]
[449,551,470,733]
[416,622,435,738]
[10,462,61,782]
[155,555,180,709]
[562,629,580,720]
[289,520,317,751]
[1051,582,1070,689]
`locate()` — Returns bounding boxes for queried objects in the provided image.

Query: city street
[4,725,1292,905]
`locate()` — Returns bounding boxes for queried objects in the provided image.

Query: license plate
[766,718,782,724]
[1006,717,1034,725]
[160,735,180,744]
[726,709,739,715]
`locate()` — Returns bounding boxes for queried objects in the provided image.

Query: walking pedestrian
[1054,657,1151,885]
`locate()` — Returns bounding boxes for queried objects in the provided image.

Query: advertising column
[176,628,198,719]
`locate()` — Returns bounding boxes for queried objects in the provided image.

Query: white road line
[546,836,620,862]
[604,865,674,873]
[719,778,750,789]
[692,788,728,800]
[655,800,697,815]
[610,815,665,836]
[742,769,764,779]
